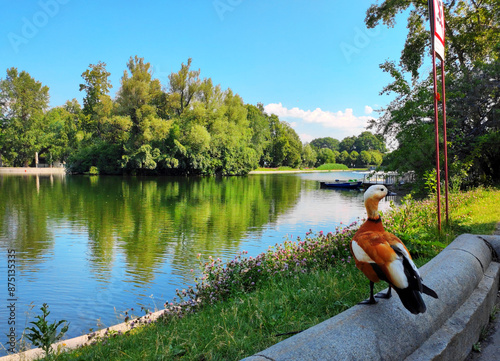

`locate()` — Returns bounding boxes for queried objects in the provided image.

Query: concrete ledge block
[478,235,500,260]
[406,262,500,361]
[445,234,493,272]
[242,234,500,361]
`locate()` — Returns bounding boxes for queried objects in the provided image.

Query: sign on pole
[431,0,445,60]
[428,0,448,230]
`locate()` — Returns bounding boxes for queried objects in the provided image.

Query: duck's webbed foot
[375,286,392,299]
[358,281,378,305]
[359,297,378,305]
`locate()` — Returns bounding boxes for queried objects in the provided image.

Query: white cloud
[264,103,375,142]
[299,133,315,143]
[364,105,373,114]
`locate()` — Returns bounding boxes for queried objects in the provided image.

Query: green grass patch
[54,264,379,361]
[39,187,500,361]
[448,187,500,235]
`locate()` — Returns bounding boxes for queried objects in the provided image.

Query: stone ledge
[406,262,500,360]
[242,234,500,361]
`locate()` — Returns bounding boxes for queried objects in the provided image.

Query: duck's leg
[359,281,377,304]
[376,285,392,299]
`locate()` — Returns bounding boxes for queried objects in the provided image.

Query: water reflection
[0,172,398,349]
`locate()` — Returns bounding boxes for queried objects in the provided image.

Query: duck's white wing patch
[387,260,408,289]
[388,243,421,289]
[392,243,420,275]
[351,241,374,263]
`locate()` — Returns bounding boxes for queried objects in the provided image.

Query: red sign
[432,0,445,60]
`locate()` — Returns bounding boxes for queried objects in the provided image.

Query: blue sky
[1,0,414,142]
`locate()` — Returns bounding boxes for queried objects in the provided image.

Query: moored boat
[320,179,363,189]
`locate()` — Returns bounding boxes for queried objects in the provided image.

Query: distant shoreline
[0,167,363,176]
[249,170,335,174]
[248,169,366,175]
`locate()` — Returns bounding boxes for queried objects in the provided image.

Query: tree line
[0,58,386,175]
[307,133,386,168]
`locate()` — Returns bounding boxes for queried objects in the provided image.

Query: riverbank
[0,167,66,175]
[3,187,498,360]
[0,166,356,176]
[248,167,366,175]
[249,169,333,174]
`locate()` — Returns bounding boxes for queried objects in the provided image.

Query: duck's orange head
[364,185,389,219]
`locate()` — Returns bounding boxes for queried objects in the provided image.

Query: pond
[0,171,398,354]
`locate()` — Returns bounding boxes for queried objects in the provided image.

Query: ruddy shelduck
[350,185,438,314]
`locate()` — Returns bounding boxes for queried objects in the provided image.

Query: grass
[315,163,349,171]
[448,188,500,235]
[38,187,500,360]
[56,265,372,360]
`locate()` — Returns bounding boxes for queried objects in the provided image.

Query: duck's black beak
[387,191,397,196]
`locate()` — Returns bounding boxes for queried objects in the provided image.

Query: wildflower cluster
[163,222,359,318]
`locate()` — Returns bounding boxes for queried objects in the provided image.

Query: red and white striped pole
[428,0,449,230]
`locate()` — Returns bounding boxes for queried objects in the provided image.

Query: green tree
[315,148,336,166]
[349,150,359,167]
[168,58,201,116]
[281,122,302,168]
[301,143,317,168]
[116,56,171,172]
[264,115,302,169]
[310,137,340,152]
[166,73,258,175]
[246,103,270,166]
[366,0,500,187]
[79,61,113,137]
[339,136,356,152]
[369,150,384,167]
[40,107,75,165]
[354,131,387,153]
[338,150,349,165]
[210,89,258,175]
[0,68,49,166]
[360,150,371,166]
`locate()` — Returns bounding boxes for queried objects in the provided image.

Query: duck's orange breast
[350,219,404,286]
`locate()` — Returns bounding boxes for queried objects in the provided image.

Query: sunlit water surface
[0,172,399,354]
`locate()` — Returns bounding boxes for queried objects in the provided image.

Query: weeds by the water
[169,223,358,316]
[25,304,68,360]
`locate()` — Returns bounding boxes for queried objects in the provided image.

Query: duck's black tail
[394,287,427,314]
[392,249,439,314]
[423,284,438,299]
[394,283,438,315]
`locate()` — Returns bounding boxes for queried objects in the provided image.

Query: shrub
[25,304,69,360]
[316,163,349,170]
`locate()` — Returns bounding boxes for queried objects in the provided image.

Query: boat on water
[320,179,363,189]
